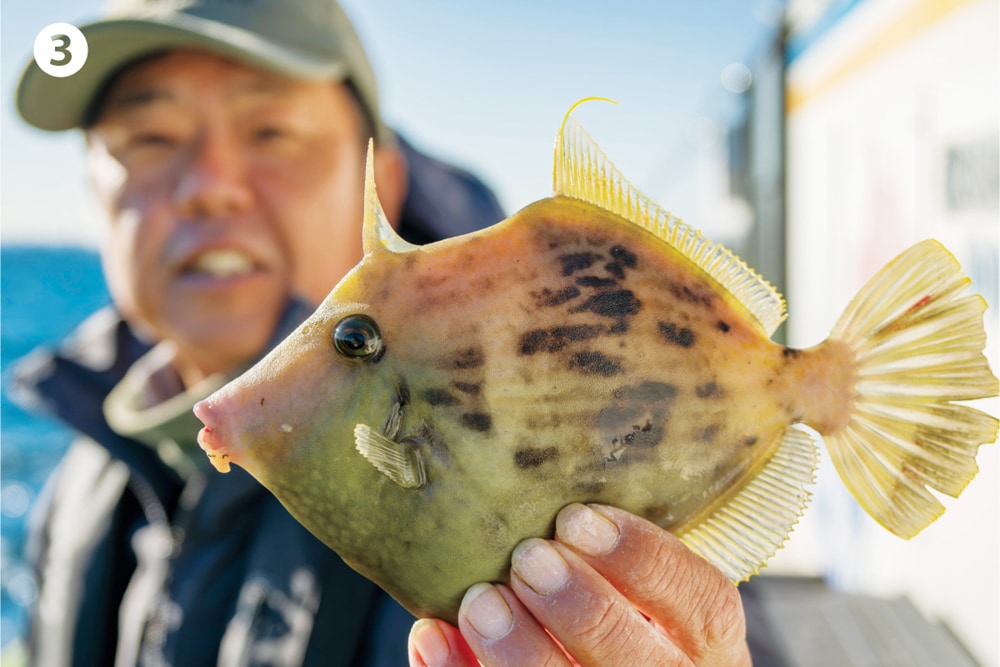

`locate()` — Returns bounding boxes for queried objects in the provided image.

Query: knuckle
[702,583,745,638]
[693,581,747,655]
[640,534,747,651]
[639,532,697,592]
[574,597,633,657]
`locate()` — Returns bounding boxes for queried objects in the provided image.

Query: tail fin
[826,239,998,539]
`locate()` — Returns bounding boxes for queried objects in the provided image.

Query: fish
[194,99,999,623]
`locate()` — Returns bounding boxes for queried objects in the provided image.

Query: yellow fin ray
[826,239,999,539]
[553,103,786,335]
[677,427,818,582]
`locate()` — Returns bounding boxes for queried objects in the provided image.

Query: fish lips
[193,398,238,473]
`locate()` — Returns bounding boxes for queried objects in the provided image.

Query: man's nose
[173,130,252,218]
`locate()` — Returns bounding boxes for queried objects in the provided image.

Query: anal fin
[355,423,427,489]
[677,426,819,582]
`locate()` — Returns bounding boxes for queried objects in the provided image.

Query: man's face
[86,51,401,381]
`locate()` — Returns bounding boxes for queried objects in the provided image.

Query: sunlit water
[1,245,109,647]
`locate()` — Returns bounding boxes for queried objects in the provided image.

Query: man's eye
[131,134,178,148]
[254,127,285,141]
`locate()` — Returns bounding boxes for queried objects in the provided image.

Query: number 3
[50,34,72,66]
[33,22,88,78]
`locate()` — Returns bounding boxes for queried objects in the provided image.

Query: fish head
[192,241,424,551]
[194,291,395,480]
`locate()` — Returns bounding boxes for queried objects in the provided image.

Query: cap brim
[17,12,352,132]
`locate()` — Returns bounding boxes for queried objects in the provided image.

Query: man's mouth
[185,249,257,278]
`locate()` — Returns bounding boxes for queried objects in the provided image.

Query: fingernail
[512,538,570,596]
[461,582,514,641]
[410,619,451,666]
[557,503,620,557]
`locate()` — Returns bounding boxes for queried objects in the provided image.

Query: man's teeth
[191,249,255,277]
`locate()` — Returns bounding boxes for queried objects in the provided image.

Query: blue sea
[0,245,111,648]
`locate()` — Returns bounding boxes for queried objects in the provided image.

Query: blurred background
[2,0,997,663]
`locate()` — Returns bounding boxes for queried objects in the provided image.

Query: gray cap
[16,0,387,140]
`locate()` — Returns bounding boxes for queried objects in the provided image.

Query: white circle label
[33,23,89,78]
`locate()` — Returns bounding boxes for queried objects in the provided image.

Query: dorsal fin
[553,100,786,335]
[363,139,418,255]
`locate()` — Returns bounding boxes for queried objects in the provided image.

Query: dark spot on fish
[460,413,492,432]
[716,321,731,333]
[453,347,485,369]
[609,320,628,334]
[520,325,604,355]
[576,275,618,288]
[519,329,549,355]
[575,479,606,495]
[514,446,559,469]
[783,347,801,359]
[670,282,713,308]
[423,388,460,406]
[610,245,637,267]
[659,322,696,348]
[260,397,265,407]
[612,381,679,403]
[553,324,602,346]
[596,382,676,454]
[742,436,759,447]
[622,420,664,448]
[416,425,452,465]
[572,289,641,319]
[452,381,481,396]
[640,502,671,523]
[558,252,603,276]
[700,424,722,442]
[570,351,622,376]
[395,377,410,406]
[604,262,625,280]
[696,381,722,399]
[534,285,581,308]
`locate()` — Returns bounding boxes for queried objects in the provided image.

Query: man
[13,1,758,665]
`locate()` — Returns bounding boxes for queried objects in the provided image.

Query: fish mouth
[193,399,235,473]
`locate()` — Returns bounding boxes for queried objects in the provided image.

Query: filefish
[194,100,999,623]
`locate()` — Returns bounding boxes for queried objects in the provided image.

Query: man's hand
[408,504,751,666]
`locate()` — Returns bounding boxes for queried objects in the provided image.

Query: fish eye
[332,314,383,361]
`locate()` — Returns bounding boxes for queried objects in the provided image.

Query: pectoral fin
[354,423,427,489]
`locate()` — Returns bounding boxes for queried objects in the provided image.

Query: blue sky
[1,0,784,245]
